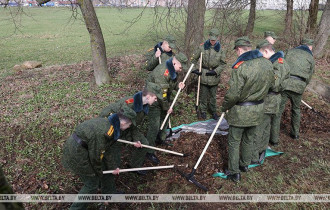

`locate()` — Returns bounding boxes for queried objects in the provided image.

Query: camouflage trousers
[146,104,168,154]
[70,173,116,210]
[277,90,303,137]
[199,84,218,114]
[252,113,275,162]
[228,125,257,174]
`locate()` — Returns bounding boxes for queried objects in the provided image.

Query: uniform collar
[295,45,313,56]
[107,114,120,140]
[133,91,149,114]
[154,42,173,56]
[166,58,177,80]
[269,51,284,63]
[232,50,263,68]
[204,40,221,52]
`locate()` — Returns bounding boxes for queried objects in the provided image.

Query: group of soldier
[0,28,315,210]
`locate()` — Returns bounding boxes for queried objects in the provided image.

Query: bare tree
[244,0,256,35]
[306,0,320,34]
[77,0,111,86]
[284,0,293,36]
[314,0,330,57]
[184,0,206,58]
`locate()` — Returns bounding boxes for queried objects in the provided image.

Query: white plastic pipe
[103,165,174,174]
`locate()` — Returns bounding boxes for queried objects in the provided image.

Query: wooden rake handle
[103,165,174,174]
[117,139,184,156]
[193,112,225,170]
[160,63,195,130]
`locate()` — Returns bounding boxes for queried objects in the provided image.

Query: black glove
[206,70,217,76]
[192,69,202,76]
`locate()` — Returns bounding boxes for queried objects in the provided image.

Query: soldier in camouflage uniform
[0,166,24,210]
[146,53,187,158]
[62,106,137,210]
[264,31,278,45]
[252,40,290,163]
[277,38,315,139]
[99,82,163,173]
[144,35,176,71]
[220,37,274,182]
[191,28,227,120]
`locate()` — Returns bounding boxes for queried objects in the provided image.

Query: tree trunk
[306,0,319,34]
[314,0,330,57]
[244,0,256,35]
[78,0,111,86]
[284,0,293,36]
[184,0,206,59]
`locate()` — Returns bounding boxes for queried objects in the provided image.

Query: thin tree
[314,0,330,57]
[284,0,294,36]
[77,0,111,86]
[306,0,319,34]
[184,0,206,59]
[244,0,256,35]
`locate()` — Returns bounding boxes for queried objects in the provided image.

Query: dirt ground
[0,55,329,209]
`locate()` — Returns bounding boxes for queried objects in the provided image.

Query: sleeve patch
[278,58,284,64]
[234,61,244,69]
[107,125,114,137]
[125,98,134,104]
[164,69,169,77]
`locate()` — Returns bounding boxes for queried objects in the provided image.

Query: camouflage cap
[301,38,314,46]
[256,39,272,49]
[209,28,220,40]
[264,31,278,39]
[145,82,163,99]
[120,105,136,126]
[233,36,252,49]
[175,52,188,70]
[164,35,176,49]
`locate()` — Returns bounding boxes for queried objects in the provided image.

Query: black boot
[227,173,241,183]
[290,133,299,139]
[146,153,160,165]
[201,112,206,120]
[212,113,219,120]
[239,165,249,172]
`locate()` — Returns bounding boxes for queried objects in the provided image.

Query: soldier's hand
[155,48,161,58]
[112,168,120,175]
[178,82,185,89]
[192,69,202,76]
[134,141,142,148]
[206,70,217,76]
[167,108,173,114]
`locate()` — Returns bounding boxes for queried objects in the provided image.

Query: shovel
[103,165,174,174]
[195,52,203,114]
[177,112,225,191]
[117,139,186,156]
[160,64,195,130]
[301,100,325,119]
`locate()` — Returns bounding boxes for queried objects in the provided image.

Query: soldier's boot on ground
[227,173,241,183]
[200,112,206,120]
[239,165,249,172]
[269,141,278,147]
[212,113,219,120]
[290,133,299,139]
[146,153,160,165]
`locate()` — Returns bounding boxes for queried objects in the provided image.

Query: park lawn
[1,7,321,76]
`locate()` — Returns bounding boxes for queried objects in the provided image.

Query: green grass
[1,8,323,76]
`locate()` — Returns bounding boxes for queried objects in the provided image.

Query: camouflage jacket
[146,59,178,111]
[144,42,174,71]
[0,166,24,209]
[264,51,291,114]
[221,50,274,127]
[98,91,149,145]
[283,45,315,94]
[62,116,120,177]
[191,40,226,86]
